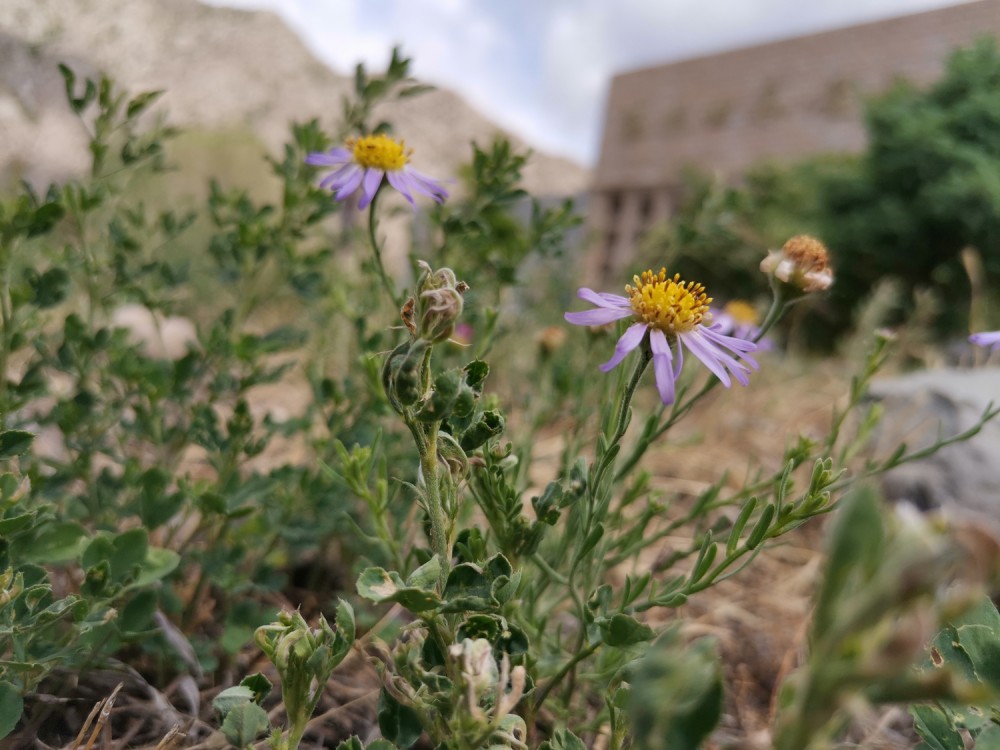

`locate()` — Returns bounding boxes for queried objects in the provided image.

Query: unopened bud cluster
[404,260,468,344]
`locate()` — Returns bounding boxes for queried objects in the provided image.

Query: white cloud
[204,0,980,166]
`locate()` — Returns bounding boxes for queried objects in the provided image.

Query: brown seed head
[782,235,830,271]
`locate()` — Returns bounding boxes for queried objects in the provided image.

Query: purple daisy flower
[305,133,448,209]
[713,300,763,341]
[565,268,759,405]
[969,330,1000,351]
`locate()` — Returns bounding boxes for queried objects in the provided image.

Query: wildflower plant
[0,48,998,750]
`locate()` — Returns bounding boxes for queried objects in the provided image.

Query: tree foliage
[820,37,1000,335]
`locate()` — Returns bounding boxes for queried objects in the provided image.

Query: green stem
[0,239,14,429]
[532,641,600,713]
[367,187,402,311]
[591,348,650,497]
[557,350,650,707]
[756,279,786,340]
[418,427,450,590]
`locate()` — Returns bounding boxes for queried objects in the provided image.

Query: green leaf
[378,689,423,750]
[579,523,605,558]
[138,468,184,529]
[220,701,269,747]
[130,547,181,589]
[599,613,655,647]
[464,360,489,391]
[442,563,495,612]
[745,503,774,549]
[239,673,273,704]
[319,599,355,669]
[911,704,965,750]
[0,431,33,460]
[484,553,513,580]
[540,728,587,750]
[28,267,70,308]
[0,680,23,740]
[108,528,149,581]
[726,497,758,555]
[951,597,1000,690]
[335,737,365,750]
[457,614,502,642]
[813,487,884,639]
[19,522,87,563]
[0,473,20,499]
[974,725,1000,750]
[405,555,441,590]
[630,633,723,750]
[120,589,157,633]
[357,567,441,612]
[126,90,164,119]
[213,685,255,717]
[0,513,35,536]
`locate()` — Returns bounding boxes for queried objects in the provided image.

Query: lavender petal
[649,329,677,405]
[564,307,634,326]
[599,322,647,373]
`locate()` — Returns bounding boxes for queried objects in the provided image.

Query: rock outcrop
[867,368,1000,526]
[0,0,589,196]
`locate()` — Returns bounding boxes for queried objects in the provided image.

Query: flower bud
[460,409,505,452]
[416,368,462,423]
[760,234,834,293]
[414,260,468,343]
[386,339,430,407]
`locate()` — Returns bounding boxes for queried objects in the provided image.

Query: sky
[203,0,977,166]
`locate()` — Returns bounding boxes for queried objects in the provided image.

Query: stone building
[589,0,1000,279]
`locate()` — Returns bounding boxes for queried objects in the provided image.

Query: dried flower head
[536,325,567,355]
[760,234,834,293]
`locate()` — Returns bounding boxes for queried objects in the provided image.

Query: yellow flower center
[626,268,711,334]
[348,134,410,171]
[722,300,759,325]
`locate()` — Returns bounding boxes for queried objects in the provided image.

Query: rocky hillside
[0,0,589,196]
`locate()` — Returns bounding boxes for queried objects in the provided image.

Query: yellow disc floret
[626,268,712,334]
[348,134,410,171]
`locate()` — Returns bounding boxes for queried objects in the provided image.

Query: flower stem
[418,426,450,590]
[532,641,600,713]
[366,187,403,310]
[757,278,787,340]
[594,348,650,493]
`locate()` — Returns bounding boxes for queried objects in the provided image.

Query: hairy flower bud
[386,339,430,407]
[760,235,834,293]
[414,260,468,343]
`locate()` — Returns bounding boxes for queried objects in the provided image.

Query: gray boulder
[866,368,1000,519]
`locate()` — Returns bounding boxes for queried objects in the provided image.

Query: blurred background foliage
[639,36,1000,350]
